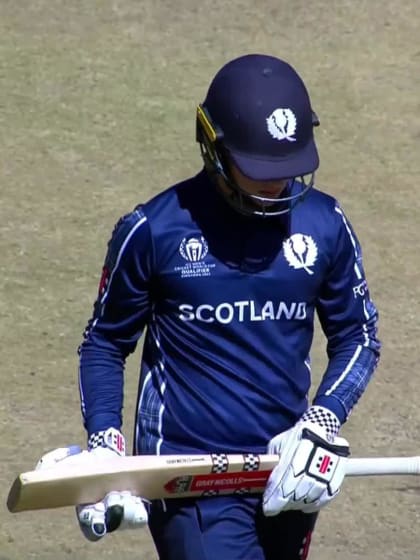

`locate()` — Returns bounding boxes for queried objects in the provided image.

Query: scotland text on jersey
[179,300,307,323]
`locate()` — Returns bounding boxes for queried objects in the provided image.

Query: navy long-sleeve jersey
[79,170,380,455]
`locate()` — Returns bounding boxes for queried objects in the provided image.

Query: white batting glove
[35,429,148,541]
[263,406,350,516]
[35,445,88,469]
[76,428,148,541]
[76,486,148,541]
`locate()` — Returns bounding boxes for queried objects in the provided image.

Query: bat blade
[7,453,278,513]
[8,453,420,513]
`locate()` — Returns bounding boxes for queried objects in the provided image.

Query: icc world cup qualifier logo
[179,236,209,262]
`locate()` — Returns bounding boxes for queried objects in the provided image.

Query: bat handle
[346,456,420,476]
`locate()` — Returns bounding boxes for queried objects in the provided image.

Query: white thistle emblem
[283,234,318,275]
[266,108,297,142]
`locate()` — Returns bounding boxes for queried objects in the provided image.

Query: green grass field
[1,1,420,558]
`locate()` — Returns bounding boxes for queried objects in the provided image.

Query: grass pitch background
[1,1,419,558]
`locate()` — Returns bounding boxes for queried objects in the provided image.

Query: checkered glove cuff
[87,427,126,456]
[301,406,340,441]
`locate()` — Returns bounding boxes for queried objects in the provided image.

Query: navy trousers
[149,496,318,560]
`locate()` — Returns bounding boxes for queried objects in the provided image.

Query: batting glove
[76,488,148,541]
[76,428,148,541]
[35,428,148,541]
[263,406,350,516]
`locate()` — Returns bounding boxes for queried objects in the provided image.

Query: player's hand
[76,428,148,541]
[263,406,350,515]
[35,428,148,541]
[76,486,148,541]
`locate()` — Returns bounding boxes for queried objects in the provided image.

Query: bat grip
[346,456,420,476]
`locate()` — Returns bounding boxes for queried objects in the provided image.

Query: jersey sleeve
[313,204,381,423]
[78,206,154,436]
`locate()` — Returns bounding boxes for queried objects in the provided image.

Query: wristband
[301,406,340,442]
[88,427,126,456]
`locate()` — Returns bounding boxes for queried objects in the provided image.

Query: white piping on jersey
[324,207,376,398]
[334,205,362,280]
[324,314,375,398]
[79,214,148,419]
[156,380,167,455]
[100,214,148,306]
[325,344,363,396]
[362,319,370,345]
[335,206,375,341]
[150,320,167,455]
[363,299,372,322]
[135,316,167,455]
[79,363,86,417]
[135,370,152,454]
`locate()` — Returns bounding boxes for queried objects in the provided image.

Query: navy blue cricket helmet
[196,54,320,217]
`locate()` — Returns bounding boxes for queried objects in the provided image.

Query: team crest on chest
[283,234,318,275]
[175,235,215,278]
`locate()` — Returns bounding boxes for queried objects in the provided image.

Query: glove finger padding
[76,492,148,541]
[104,495,124,533]
[103,491,149,532]
[76,501,107,542]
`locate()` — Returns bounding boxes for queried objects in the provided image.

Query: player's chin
[260,199,279,207]
[252,197,287,213]
[258,191,284,200]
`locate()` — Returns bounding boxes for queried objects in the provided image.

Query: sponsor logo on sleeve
[353,279,368,298]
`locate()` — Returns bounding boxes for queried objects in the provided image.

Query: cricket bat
[7,452,420,513]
